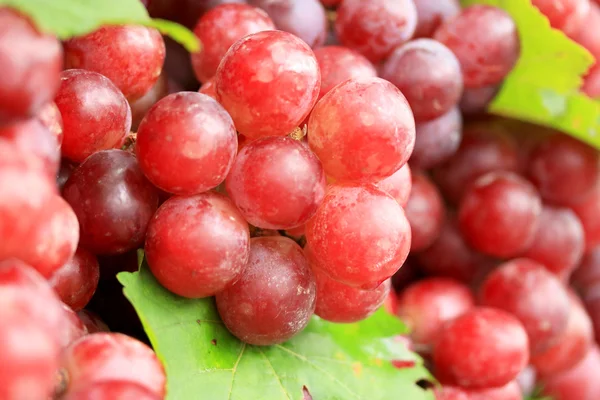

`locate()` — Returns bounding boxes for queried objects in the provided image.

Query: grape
[466,381,523,400]
[148,0,247,29]
[413,0,460,38]
[523,206,585,280]
[396,278,474,350]
[527,134,600,205]
[145,192,250,298]
[583,65,600,98]
[77,310,111,334]
[36,101,64,146]
[479,258,571,353]
[55,70,132,163]
[308,77,415,183]
[313,46,377,100]
[198,78,217,99]
[433,386,470,400]
[61,333,165,397]
[63,150,159,255]
[516,366,538,398]
[375,163,412,207]
[57,160,76,192]
[381,39,463,122]
[306,185,411,289]
[433,122,520,204]
[434,5,519,88]
[572,247,600,294]
[570,3,600,60]
[129,73,169,131]
[0,8,62,124]
[410,107,462,169]
[216,236,316,345]
[569,184,600,251]
[60,303,88,348]
[531,0,590,35]
[215,30,320,140]
[320,0,340,7]
[584,287,600,342]
[433,307,529,389]
[334,0,417,63]
[191,4,275,83]
[136,92,237,195]
[458,171,541,258]
[541,346,600,400]
[64,380,160,400]
[49,248,100,311]
[64,25,166,100]
[248,0,327,48]
[405,172,446,252]
[531,292,593,377]
[459,85,499,115]
[226,136,326,229]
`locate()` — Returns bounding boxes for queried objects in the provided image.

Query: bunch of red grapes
[2,0,600,399]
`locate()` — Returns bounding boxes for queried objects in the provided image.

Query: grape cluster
[1,0,600,399]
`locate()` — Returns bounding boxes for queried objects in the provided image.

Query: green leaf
[0,0,200,52]
[118,263,433,400]
[462,0,600,149]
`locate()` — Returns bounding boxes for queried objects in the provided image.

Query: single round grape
[433,121,520,204]
[405,172,446,252]
[226,137,326,229]
[145,192,250,298]
[570,3,600,60]
[49,248,100,311]
[62,333,165,397]
[523,206,585,279]
[433,307,529,389]
[64,25,165,100]
[334,0,417,63]
[526,134,600,205]
[216,236,316,345]
[466,381,523,400]
[434,5,519,88]
[532,0,590,35]
[60,303,88,349]
[541,346,600,400]
[413,0,460,38]
[36,101,64,146]
[458,171,541,258]
[410,107,462,169]
[570,184,600,251]
[313,46,377,100]
[64,381,160,400]
[459,85,499,115]
[396,278,475,350]
[77,310,110,334]
[129,73,169,131]
[375,163,412,207]
[215,30,320,140]
[479,258,571,353]
[55,69,132,163]
[305,185,411,289]
[381,39,463,121]
[136,92,237,195]
[0,8,62,124]
[191,4,275,83]
[308,77,415,183]
[531,293,593,377]
[198,78,218,99]
[248,0,327,48]
[63,150,159,255]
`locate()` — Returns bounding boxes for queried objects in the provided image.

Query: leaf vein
[227,343,246,400]
[258,348,292,400]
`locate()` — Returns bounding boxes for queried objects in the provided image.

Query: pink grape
[77,310,110,334]
[198,78,218,99]
[375,163,412,207]
[570,3,600,60]
[572,247,600,294]
[410,107,462,169]
[459,85,499,115]
[64,381,160,400]
[308,77,416,183]
[215,30,320,140]
[226,136,326,229]
[36,101,63,147]
[570,184,600,251]
[49,247,100,311]
[541,346,600,400]
[60,304,88,348]
[413,0,460,38]
[532,0,590,35]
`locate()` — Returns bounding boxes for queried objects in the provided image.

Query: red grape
[63,150,159,255]
[49,248,100,311]
[215,30,320,140]
[191,3,275,83]
[413,0,460,38]
[216,236,316,345]
[479,258,571,353]
[226,136,326,229]
[306,185,411,289]
[570,184,600,251]
[434,5,519,88]
[583,65,600,98]
[60,303,88,348]
[523,205,585,279]
[334,0,417,63]
[248,0,327,48]
[434,386,470,400]
[313,46,377,100]
[458,171,541,258]
[405,173,446,252]
[527,134,600,205]
[64,25,165,100]
[541,346,600,400]
[381,39,463,122]
[36,101,63,146]
[77,310,111,334]
[375,163,412,207]
[572,247,600,293]
[199,78,217,99]
[410,107,462,170]
[308,77,415,183]
[145,192,250,298]
[129,73,169,131]
[136,92,237,195]
[320,0,340,6]
[61,333,165,397]
[433,307,529,389]
[532,0,590,35]
[396,278,475,349]
[55,69,132,163]
[0,8,62,124]
[459,85,499,115]
[569,3,600,60]
[64,380,160,400]
[466,381,523,400]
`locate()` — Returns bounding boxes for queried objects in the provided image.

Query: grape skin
[375,163,412,207]
[64,380,160,400]
[569,184,600,251]
[49,247,100,311]
[412,0,460,38]
[410,107,462,170]
[532,0,590,35]
[541,346,600,400]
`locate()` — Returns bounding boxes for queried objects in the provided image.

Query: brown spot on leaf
[302,386,312,400]
[211,339,217,346]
